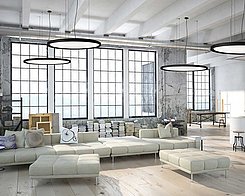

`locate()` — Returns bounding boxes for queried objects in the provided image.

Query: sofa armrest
[139,128,158,138]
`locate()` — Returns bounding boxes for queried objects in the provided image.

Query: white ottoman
[29,154,100,186]
[159,149,230,180]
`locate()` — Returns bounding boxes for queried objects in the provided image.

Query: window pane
[93,48,123,118]
[54,48,88,119]
[128,50,156,117]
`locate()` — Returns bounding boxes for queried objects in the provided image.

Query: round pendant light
[160,17,208,72]
[210,0,245,55]
[47,38,101,50]
[160,64,208,72]
[210,42,245,55]
[23,57,71,65]
[23,10,71,65]
[47,0,101,50]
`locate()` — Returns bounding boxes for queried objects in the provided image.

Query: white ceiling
[0,0,244,47]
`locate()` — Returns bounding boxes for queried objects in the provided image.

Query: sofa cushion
[25,129,45,148]
[77,154,100,174]
[84,142,111,157]
[15,148,36,162]
[34,146,56,158]
[83,132,98,143]
[53,155,78,175]
[53,144,75,155]
[29,155,57,176]
[126,142,144,153]
[104,143,128,155]
[0,149,16,165]
[70,143,93,154]
[179,156,205,172]
[158,124,171,138]
[43,134,52,145]
[5,129,25,148]
[142,138,174,150]
[51,133,61,145]
[60,127,78,144]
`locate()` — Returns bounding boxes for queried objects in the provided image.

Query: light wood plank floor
[1,123,245,196]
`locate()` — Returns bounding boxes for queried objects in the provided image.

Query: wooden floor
[1,123,245,196]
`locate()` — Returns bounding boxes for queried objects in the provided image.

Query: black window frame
[128,49,157,118]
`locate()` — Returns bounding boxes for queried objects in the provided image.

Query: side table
[188,136,204,151]
[233,131,245,152]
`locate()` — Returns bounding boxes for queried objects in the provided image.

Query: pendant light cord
[74,0,78,38]
[184,17,189,63]
[241,0,245,40]
[48,10,51,41]
[185,17,189,52]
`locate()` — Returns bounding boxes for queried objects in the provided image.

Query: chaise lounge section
[139,128,200,150]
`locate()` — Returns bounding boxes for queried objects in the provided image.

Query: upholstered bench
[29,154,100,187]
[159,149,230,180]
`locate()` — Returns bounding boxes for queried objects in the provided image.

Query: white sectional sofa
[0,132,110,167]
[0,127,200,167]
[99,136,159,162]
[139,128,200,150]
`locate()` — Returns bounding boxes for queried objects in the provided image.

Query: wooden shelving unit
[29,113,53,134]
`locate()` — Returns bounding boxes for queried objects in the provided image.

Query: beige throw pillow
[5,129,25,148]
[25,128,45,148]
[158,124,172,138]
[165,122,174,137]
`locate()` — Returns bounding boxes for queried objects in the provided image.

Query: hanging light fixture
[47,0,101,50]
[210,0,245,55]
[160,17,208,72]
[24,10,71,65]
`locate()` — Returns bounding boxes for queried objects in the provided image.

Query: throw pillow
[5,129,25,148]
[158,124,171,138]
[25,128,45,148]
[165,122,174,137]
[0,134,17,149]
[60,126,78,144]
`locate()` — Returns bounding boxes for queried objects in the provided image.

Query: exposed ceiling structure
[0,0,244,53]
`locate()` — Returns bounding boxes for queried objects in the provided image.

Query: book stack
[134,121,141,137]
[87,121,94,132]
[118,121,125,137]
[78,125,86,132]
[125,122,134,136]
[93,123,99,134]
[105,122,112,137]
[99,120,106,137]
[111,121,119,137]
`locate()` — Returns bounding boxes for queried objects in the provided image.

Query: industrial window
[54,49,87,119]
[93,48,123,118]
[187,70,210,110]
[11,42,48,119]
[128,50,156,117]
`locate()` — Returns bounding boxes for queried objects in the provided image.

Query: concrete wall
[0,37,188,135]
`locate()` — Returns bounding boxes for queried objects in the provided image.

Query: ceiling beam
[22,0,31,29]
[130,0,213,38]
[60,0,87,33]
[95,0,147,35]
[170,0,244,41]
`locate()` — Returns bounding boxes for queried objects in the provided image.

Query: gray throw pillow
[5,129,25,148]
[158,124,172,138]
[0,134,17,149]
[25,128,45,148]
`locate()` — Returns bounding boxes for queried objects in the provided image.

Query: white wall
[215,62,245,117]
